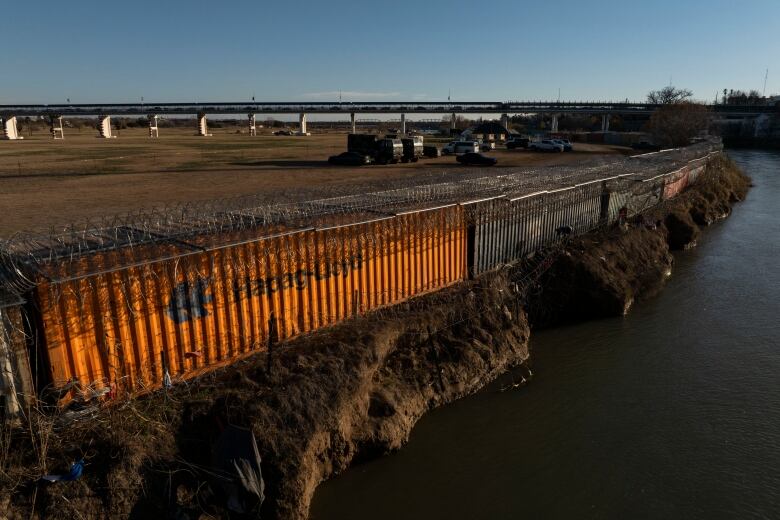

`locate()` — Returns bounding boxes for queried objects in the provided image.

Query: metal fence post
[267,312,278,374]
[599,181,611,226]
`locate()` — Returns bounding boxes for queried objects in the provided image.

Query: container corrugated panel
[34,205,467,398]
[687,158,706,184]
[663,166,690,199]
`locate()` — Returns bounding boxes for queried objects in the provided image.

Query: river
[309,150,780,520]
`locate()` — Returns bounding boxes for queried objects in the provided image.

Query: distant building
[460,121,511,142]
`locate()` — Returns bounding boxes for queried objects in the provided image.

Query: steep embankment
[528,153,750,327]
[2,273,529,520]
[2,154,748,520]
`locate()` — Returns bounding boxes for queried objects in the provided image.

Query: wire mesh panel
[663,166,692,199]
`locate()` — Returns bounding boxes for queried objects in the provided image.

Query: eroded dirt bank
[528,153,750,328]
[2,273,530,520]
[2,154,748,520]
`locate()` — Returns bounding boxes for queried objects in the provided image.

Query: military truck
[347,134,403,164]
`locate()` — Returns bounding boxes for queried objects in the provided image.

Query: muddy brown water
[309,150,780,520]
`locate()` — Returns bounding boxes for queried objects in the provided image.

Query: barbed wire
[0,140,720,286]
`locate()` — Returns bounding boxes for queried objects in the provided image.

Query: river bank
[1,154,748,520]
[311,149,767,520]
[529,153,750,329]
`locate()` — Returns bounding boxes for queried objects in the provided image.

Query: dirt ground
[0,128,629,237]
[0,154,748,520]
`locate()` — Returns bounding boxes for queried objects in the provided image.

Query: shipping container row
[0,153,718,405]
[32,206,467,396]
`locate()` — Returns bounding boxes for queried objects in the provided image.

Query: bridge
[1,101,776,139]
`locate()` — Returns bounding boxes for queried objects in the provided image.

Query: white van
[441,141,480,155]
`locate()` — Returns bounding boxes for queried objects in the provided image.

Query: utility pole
[763,68,769,98]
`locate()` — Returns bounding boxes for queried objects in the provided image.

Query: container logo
[165,254,363,323]
[166,278,213,324]
[232,254,363,301]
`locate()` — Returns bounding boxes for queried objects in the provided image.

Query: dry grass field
[0,127,629,236]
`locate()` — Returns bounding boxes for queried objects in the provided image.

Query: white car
[441,141,480,155]
[551,139,573,151]
[529,139,564,152]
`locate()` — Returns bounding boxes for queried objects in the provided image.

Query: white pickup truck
[441,141,480,155]
[529,139,565,152]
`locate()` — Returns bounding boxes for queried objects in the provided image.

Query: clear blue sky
[2,0,778,104]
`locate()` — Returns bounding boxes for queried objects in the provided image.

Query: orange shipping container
[663,166,691,199]
[34,205,467,400]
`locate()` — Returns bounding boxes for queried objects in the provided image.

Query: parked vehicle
[478,140,494,152]
[551,138,573,151]
[347,133,403,164]
[423,145,441,158]
[273,129,293,136]
[328,151,372,166]
[401,136,424,163]
[441,140,480,155]
[529,139,564,152]
[456,152,498,166]
[506,136,530,149]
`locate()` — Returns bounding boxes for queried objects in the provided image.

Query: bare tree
[647,102,711,147]
[647,86,694,104]
[722,89,766,105]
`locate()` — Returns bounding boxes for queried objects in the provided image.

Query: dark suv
[506,136,530,149]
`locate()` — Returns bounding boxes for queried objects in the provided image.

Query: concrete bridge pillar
[197,113,211,136]
[248,113,256,136]
[400,113,406,134]
[753,113,770,137]
[148,115,159,138]
[350,112,356,133]
[450,112,457,130]
[551,114,559,132]
[500,113,509,131]
[601,114,610,132]
[97,115,115,138]
[50,116,64,139]
[1,116,22,140]
[298,113,308,135]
